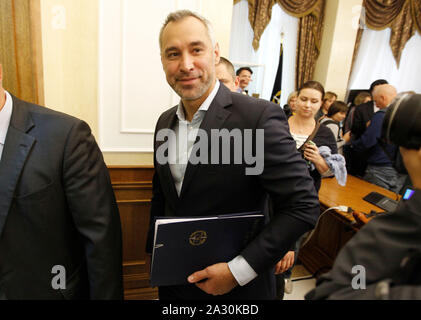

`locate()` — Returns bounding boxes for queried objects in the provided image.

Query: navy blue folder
[150,212,264,287]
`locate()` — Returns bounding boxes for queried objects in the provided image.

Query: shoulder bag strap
[298,121,321,152]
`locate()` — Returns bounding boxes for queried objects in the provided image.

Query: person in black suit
[0,64,123,299]
[146,10,319,300]
[215,57,239,92]
[349,79,388,176]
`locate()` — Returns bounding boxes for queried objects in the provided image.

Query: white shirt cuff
[227,255,258,286]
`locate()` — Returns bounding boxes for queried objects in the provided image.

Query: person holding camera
[306,93,421,300]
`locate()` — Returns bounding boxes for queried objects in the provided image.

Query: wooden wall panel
[108,166,157,300]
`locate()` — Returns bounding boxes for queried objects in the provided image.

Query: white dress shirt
[0,91,13,161]
[290,132,309,149]
[169,81,220,196]
[168,80,258,286]
[373,101,379,113]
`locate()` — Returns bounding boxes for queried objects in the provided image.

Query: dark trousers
[343,145,367,177]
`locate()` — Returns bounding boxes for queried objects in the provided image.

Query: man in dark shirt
[352,84,405,193]
[349,79,388,176]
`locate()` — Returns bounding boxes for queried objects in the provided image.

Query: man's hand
[274,251,295,275]
[188,263,238,296]
[343,131,351,143]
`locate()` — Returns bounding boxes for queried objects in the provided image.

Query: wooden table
[298,175,399,277]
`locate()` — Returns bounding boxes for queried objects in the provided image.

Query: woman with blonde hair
[315,91,337,121]
[283,91,298,118]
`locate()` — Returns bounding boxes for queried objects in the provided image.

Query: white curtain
[349,28,421,94]
[229,0,298,106]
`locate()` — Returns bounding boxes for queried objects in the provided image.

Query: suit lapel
[156,108,180,205]
[0,96,35,236]
[179,85,232,199]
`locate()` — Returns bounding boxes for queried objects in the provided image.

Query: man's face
[373,94,386,109]
[289,97,297,111]
[238,70,252,90]
[216,63,236,92]
[160,17,219,103]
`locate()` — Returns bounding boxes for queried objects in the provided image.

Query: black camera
[380,94,421,174]
[381,93,421,150]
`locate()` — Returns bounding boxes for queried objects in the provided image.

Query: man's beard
[173,74,213,101]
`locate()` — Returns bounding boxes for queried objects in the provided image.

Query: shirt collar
[373,101,379,113]
[176,80,220,122]
[0,90,13,144]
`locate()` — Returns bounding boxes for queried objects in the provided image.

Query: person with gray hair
[351,84,406,193]
[158,9,216,51]
[146,9,319,300]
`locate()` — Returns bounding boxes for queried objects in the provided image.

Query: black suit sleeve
[62,120,123,299]
[145,169,166,254]
[314,125,338,154]
[145,115,167,255]
[241,103,320,274]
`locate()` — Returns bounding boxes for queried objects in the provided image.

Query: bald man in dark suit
[0,64,123,299]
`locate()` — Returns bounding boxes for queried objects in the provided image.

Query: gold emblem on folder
[189,230,207,246]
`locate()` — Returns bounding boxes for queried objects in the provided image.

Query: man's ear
[381,95,387,107]
[214,42,220,65]
[234,76,240,88]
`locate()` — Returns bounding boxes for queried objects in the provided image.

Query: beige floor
[283,264,316,300]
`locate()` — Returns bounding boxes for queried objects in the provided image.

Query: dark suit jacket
[348,101,376,176]
[351,100,375,139]
[0,95,123,299]
[147,84,320,300]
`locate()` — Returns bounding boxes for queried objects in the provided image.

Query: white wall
[98,0,233,154]
[313,0,362,100]
[40,0,99,136]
